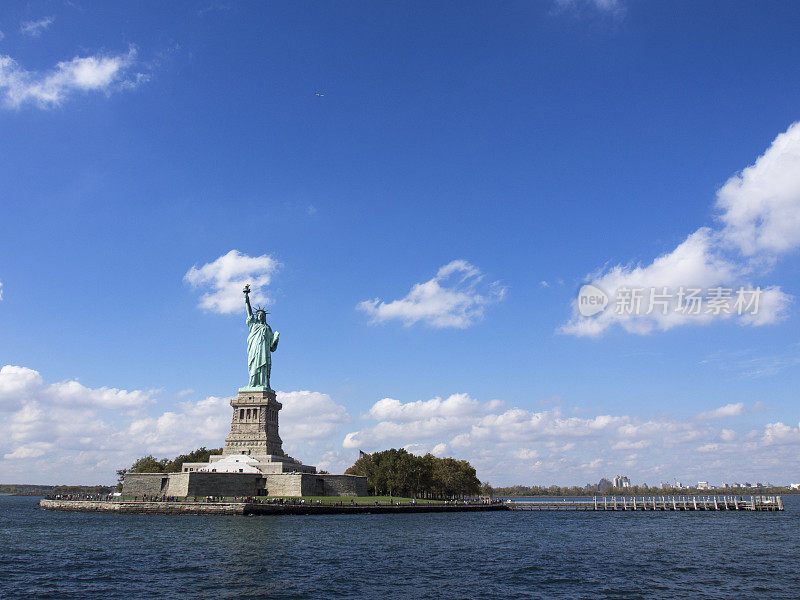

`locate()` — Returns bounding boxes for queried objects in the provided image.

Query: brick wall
[263,473,367,497]
[165,472,190,496]
[263,473,303,496]
[186,472,264,497]
[122,473,170,497]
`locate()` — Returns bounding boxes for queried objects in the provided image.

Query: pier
[508,495,784,511]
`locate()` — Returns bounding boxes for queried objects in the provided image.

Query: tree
[345,449,480,499]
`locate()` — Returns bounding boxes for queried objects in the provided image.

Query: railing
[507,495,783,511]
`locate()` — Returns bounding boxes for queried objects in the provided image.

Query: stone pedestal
[223,388,284,459]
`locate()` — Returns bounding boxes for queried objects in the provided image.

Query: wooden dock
[508,495,783,512]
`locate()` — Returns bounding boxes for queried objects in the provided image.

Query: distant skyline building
[613,475,630,488]
[661,481,686,489]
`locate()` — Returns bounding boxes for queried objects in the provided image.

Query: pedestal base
[219,387,316,474]
[223,389,284,458]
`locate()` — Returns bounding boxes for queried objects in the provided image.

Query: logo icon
[577,284,608,317]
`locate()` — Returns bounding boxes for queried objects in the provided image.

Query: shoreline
[39,499,507,515]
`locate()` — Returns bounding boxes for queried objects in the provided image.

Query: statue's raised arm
[244,284,254,320]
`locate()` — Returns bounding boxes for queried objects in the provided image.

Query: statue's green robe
[246,316,278,387]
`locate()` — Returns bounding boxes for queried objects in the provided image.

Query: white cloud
[5,442,54,459]
[342,393,796,486]
[762,421,800,445]
[0,47,144,109]
[344,393,635,453]
[717,123,800,256]
[0,365,154,412]
[697,402,745,420]
[431,442,448,456]
[367,393,502,422]
[0,365,163,476]
[697,443,719,453]
[48,379,156,410]
[278,390,349,441]
[0,280,3,300]
[357,260,506,328]
[0,365,43,401]
[184,250,280,314]
[611,439,650,450]
[513,448,540,460]
[20,16,54,37]
[127,396,230,455]
[561,123,800,337]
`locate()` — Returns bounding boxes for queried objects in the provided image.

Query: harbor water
[1,495,798,599]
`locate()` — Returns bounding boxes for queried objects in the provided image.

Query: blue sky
[1,1,799,486]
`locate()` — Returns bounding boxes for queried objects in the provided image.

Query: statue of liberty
[243,284,279,390]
